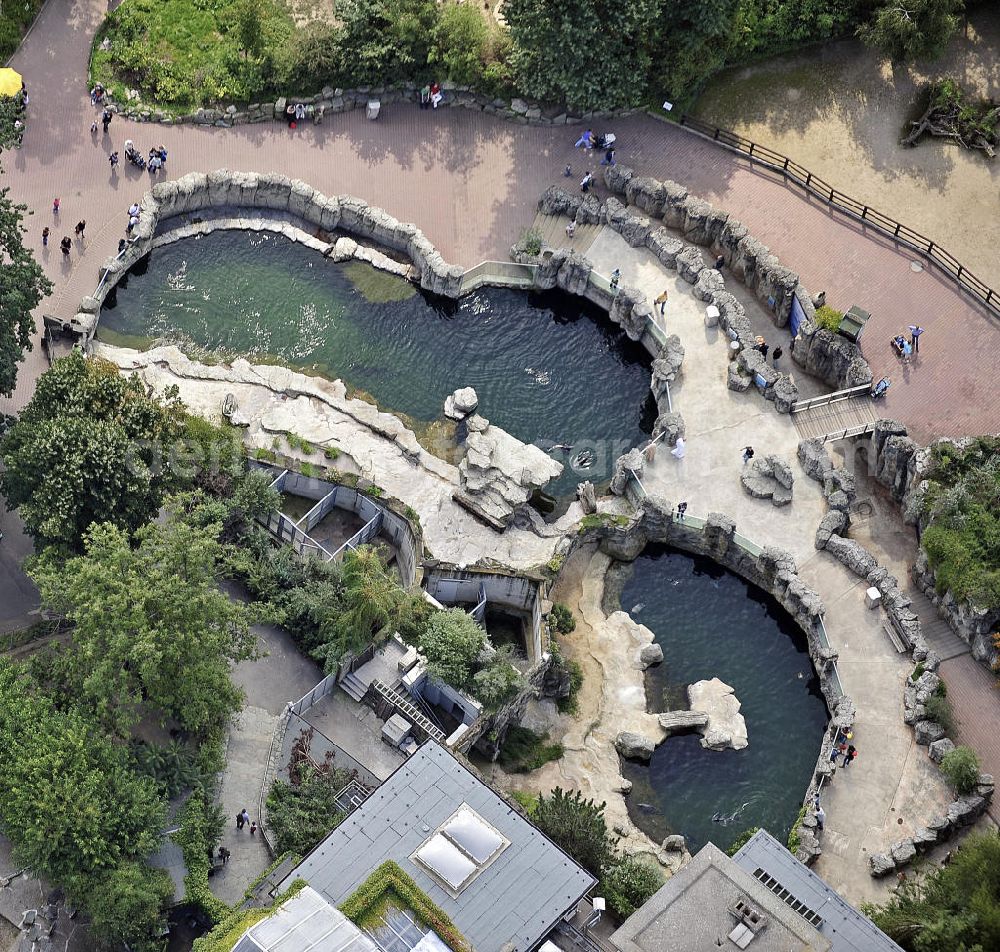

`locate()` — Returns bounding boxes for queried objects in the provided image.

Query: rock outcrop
[455,414,562,529]
[688,678,748,750]
[741,454,794,506]
[443,387,479,420]
[615,731,656,761]
[658,710,710,734]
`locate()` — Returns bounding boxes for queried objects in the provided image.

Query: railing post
[748,143,755,156]
[861,206,868,219]
[782,157,789,171]
[927,241,935,254]
[894,223,901,237]
[713,128,721,141]
[957,265,963,280]
[805,172,812,188]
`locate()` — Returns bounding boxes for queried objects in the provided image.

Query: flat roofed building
[280,742,596,952]
[611,830,902,952]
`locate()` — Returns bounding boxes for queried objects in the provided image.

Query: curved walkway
[2,0,1000,446]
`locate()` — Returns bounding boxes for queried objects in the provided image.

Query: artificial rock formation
[455,414,562,529]
[688,678,749,750]
[741,454,794,506]
[444,387,479,420]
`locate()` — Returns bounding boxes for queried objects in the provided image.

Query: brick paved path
[4,0,1000,444]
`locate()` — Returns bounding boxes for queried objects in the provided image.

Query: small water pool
[618,546,828,853]
[98,230,656,494]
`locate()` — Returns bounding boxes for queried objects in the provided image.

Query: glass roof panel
[414,834,478,890]
[441,807,506,864]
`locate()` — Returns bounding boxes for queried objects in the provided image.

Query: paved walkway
[2,0,1000,445]
[589,226,954,905]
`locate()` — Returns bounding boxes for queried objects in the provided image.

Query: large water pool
[98,230,656,495]
[618,546,828,853]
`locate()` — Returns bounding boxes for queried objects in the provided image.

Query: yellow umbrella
[0,68,24,98]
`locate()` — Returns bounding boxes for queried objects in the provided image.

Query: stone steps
[530,212,604,256]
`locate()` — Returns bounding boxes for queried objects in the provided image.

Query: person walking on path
[90,119,98,136]
[610,268,621,291]
[74,220,86,239]
[419,84,430,109]
[655,290,668,316]
[574,129,594,149]
[908,324,923,353]
[714,254,724,270]
[580,172,593,193]
[250,821,257,836]
[59,236,71,256]
[109,151,119,172]
[671,436,686,460]
[772,345,783,369]
[601,146,616,166]
[742,446,754,464]
[565,220,576,238]
[843,744,857,767]
[815,804,825,831]
[52,197,60,215]
[676,501,688,521]
[127,215,139,235]
[240,808,250,828]
[102,107,113,133]
[41,227,49,247]
[236,810,245,830]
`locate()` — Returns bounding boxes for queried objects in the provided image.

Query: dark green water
[619,546,828,853]
[98,230,656,495]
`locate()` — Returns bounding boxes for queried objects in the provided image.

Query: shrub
[496,726,564,773]
[419,608,486,689]
[533,788,613,877]
[549,603,577,635]
[471,649,524,709]
[910,662,926,682]
[814,304,843,333]
[556,658,584,716]
[601,857,662,919]
[431,2,489,86]
[924,692,954,734]
[323,445,341,460]
[940,746,981,795]
[266,763,349,856]
[726,827,761,856]
[519,229,543,257]
[510,789,539,815]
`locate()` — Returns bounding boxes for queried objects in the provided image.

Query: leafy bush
[814,304,843,333]
[518,229,543,257]
[76,862,175,952]
[497,726,564,772]
[174,789,229,923]
[601,857,662,919]
[549,603,577,635]
[556,657,584,715]
[471,648,524,709]
[0,0,44,61]
[510,789,539,815]
[940,746,981,795]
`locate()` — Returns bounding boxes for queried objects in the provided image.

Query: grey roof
[281,742,596,952]
[610,841,830,952]
[732,831,903,952]
[233,886,378,952]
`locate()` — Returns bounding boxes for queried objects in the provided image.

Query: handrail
[819,421,878,444]
[677,114,1000,320]
[790,384,872,414]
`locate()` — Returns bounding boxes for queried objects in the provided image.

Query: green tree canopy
[0,169,52,396]
[865,830,1000,951]
[31,506,256,737]
[0,659,166,886]
[333,0,439,86]
[601,856,663,919]
[858,0,964,62]
[504,0,657,109]
[0,352,184,549]
[76,862,175,952]
[418,607,487,689]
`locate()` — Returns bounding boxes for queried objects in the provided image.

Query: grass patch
[786,802,808,854]
[510,789,539,816]
[578,512,631,533]
[342,261,417,304]
[496,726,564,773]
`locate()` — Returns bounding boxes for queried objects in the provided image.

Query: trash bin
[366,99,381,121]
